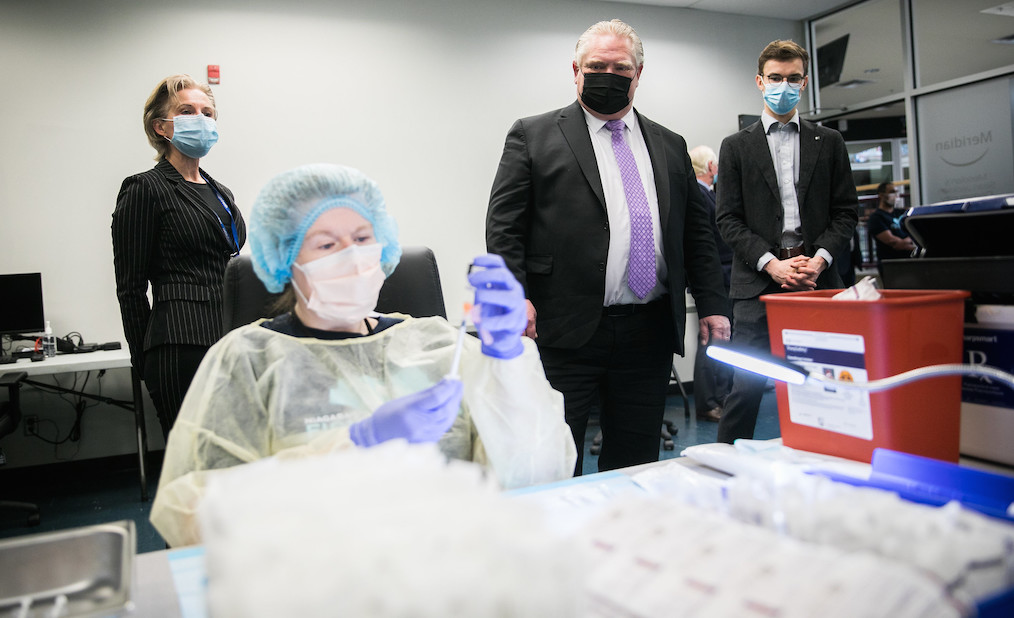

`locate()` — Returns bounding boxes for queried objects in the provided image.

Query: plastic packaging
[199,443,584,618]
[831,276,882,301]
[42,321,56,358]
[813,448,1014,523]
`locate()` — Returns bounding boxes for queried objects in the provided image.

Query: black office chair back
[221,246,447,333]
[377,246,447,319]
[0,372,25,440]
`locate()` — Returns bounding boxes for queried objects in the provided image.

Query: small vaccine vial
[42,320,57,358]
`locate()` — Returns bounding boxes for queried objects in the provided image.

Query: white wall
[0,0,800,466]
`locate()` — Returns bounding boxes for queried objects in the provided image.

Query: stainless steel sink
[0,520,134,617]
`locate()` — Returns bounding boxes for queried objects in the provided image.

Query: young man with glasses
[714,40,859,443]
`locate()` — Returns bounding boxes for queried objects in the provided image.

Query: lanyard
[201,173,240,257]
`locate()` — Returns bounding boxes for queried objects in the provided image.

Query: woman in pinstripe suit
[112,74,246,439]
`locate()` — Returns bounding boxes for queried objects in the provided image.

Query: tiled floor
[1,389,781,553]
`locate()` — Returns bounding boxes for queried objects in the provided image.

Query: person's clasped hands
[349,378,464,447]
[467,253,527,360]
[767,255,822,291]
[782,255,825,291]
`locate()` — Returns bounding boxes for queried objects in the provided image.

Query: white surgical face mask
[292,243,385,330]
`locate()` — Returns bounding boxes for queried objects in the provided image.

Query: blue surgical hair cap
[249,163,402,293]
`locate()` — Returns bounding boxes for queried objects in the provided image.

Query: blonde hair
[574,19,644,68]
[142,74,217,160]
[689,145,717,177]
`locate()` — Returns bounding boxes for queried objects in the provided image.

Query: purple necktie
[605,119,656,299]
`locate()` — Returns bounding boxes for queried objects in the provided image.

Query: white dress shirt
[756,110,833,271]
[582,107,668,306]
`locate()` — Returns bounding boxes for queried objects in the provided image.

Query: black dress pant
[143,344,210,440]
[693,340,733,415]
[538,298,674,475]
[716,298,771,444]
[693,269,733,415]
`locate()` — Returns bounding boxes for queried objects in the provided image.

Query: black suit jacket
[486,101,730,355]
[697,182,733,290]
[716,119,858,300]
[112,160,247,369]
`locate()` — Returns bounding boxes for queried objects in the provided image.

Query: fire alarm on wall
[208,65,220,85]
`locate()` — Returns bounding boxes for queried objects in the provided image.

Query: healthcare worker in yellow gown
[151,163,576,547]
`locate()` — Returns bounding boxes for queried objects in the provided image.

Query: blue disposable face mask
[763,81,802,116]
[166,114,219,159]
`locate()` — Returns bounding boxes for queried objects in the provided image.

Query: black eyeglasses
[763,73,805,85]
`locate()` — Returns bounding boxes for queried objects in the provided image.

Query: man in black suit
[486,19,730,474]
[688,145,733,423]
[715,40,858,443]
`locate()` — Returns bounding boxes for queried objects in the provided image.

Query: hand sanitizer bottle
[42,321,57,358]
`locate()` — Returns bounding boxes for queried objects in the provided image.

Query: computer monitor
[0,272,46,336]
[817,34,849,89]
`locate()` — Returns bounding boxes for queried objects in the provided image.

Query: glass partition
[808,0,1014,208]
[848,141,892,187]
[916,76,1014,203]
[810,0,906,114]
[913,0,1014,87]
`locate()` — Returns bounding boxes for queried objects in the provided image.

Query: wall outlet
[24,415,38,436]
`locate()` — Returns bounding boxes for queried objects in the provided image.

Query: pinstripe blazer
[112,160,247,370]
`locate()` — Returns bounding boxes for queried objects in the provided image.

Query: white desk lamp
[706,343,1014,392]
[707,342,1014,522]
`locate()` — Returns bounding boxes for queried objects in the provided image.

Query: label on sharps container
[963,326,1014,409]
[782,329,873,440]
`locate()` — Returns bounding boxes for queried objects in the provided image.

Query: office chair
[375,246,447,319]
[0,371,41,527]
[221,246,447,333]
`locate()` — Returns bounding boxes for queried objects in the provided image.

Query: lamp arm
[807,364,1014,393]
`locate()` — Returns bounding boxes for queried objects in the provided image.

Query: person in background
[112,74,246,440]
[715,40,858,444]
[486,19,730,475]
[688,145,733,422]
[868,181,916,273]
[151,163,576,547]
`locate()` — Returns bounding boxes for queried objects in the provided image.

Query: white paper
[782,329,873,439]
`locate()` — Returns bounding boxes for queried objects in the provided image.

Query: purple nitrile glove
[348,377,464,447]
[467,253,526,360]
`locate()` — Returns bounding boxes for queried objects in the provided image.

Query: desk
[0,349,150,500]
[128,458,776,617]
[128,460,695,618]
[127,451,1014,618]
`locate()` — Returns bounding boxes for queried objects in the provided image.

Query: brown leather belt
[777,246,805,260]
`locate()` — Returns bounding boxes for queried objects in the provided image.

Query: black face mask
[580,72,632,115]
